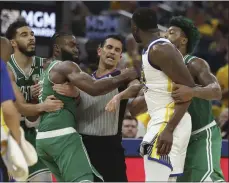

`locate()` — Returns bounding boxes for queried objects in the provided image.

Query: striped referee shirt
[76,69,128,136]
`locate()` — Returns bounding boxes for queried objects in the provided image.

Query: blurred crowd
[68,1,228,139]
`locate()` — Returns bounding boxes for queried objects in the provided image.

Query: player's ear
[181,37,188,45]
[54,44,60,53]
[97,44,102,56]
[10,39,17,48]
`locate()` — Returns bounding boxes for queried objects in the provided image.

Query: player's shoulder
[54,60,81,73]
[150,41,173,51]
[188,56,210,69]
[149,42,177,60]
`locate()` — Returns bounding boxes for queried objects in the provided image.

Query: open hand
[156,128,173,155]
[122,68,139,82]
[43,95,64,112]
[105,95,121,112]
[53,83,80,98]
[31,83,41,99]
[172,83,193,103]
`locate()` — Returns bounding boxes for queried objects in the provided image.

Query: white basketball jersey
[142,38,177,126]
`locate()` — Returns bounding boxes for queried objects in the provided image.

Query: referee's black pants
[81,134,128,182]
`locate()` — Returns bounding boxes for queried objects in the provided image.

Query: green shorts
[36,129,103,182]
[177,124,225,182]
[21,121,50,180]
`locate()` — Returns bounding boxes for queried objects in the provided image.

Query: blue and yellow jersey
[1,59,15,156]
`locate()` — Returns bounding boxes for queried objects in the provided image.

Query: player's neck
[96,64,116,77]
[179,47,188,57]
[141,34,159,50]
[52,55,62,61]
[13,51,33,68]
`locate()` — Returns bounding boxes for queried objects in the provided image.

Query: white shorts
[141,112,192,176]
[1,125,9,156]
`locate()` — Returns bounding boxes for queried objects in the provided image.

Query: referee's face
[98,38,122,68]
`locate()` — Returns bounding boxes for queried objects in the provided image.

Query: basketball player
[130,8,196,181]
[0,37,21,182]
[5,20,63,182]
[0,37,21,144]
[164,16,225,182]
[35,34,138,181]
[1,37,38,182]
[53,34,141,182]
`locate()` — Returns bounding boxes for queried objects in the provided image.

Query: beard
[18,45,35,57]
[61,49,79,64]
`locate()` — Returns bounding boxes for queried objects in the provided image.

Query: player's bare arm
[129,96,147,116]
[172,58,222,102]
[118,79,143,100]
[53,83,80,98]
[2,100,21,144]
[149,43,195,155]
[129,87,148,116]
[7,68,64,116]
[53,61,138,96]
[105,78,143,112]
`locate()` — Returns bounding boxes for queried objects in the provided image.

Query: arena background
[0,1,228,182]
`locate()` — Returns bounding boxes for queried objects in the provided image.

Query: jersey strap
[184,54,198,65]
[144,38,171,71]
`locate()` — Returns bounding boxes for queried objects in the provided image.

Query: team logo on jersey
[32,74,40,84]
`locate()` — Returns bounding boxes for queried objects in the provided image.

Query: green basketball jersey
[184,54,214,132]
[8,54,44,103]
[38,60,77,131]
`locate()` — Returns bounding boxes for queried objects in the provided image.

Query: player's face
[164,26,185,48]
[13,26,36,57]
[61,36,79,63]
[131,20,141,43]
[122,120,138,138]
[98,38,122,68]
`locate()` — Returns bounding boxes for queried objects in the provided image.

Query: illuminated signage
[1,9,56,37]
[86,15,119,39]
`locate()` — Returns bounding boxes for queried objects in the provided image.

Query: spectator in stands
[122,116,138,138]
[208,24,228,74]
[218,108,229,139]
[118,34,141,69]
[216,50,228,108]
[71,1,91,37]
[213,50,228,118]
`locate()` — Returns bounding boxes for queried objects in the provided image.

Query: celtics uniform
[7,54,50,180]
[177,55,225,182]
[36,60,103,182]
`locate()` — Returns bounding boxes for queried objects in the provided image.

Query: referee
[76,35,139,182]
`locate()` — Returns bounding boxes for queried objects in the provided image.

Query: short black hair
[123,115,138,125]
[51,31,73,46]
[132,7,158,31]
[100,35,123,48]
[5,20,28,40]
[169,16,200,54]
